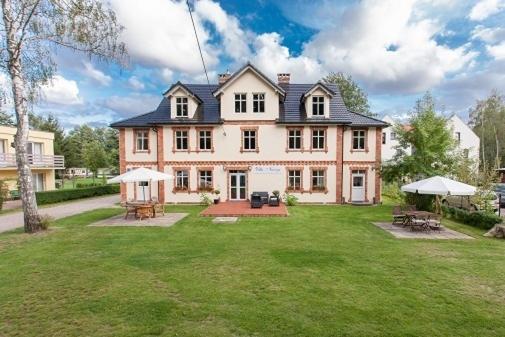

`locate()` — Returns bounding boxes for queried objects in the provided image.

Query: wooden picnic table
[404,211,438,231]
[125,201,156,219]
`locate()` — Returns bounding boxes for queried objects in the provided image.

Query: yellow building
[0,125,64,193]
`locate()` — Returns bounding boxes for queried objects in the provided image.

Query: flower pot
[214,198,220,204]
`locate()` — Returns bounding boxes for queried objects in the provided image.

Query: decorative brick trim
[375,128,382,204]
[335,125,344,204]
[195,127,215,153]
[350,128,369,153]
[157,126,165,203]
[224,120,276,125]
[286,127,304,152]
[173,166,190,193]
[349,166,369,203]
[119,128,126,201]
[172,127,191,153]
[164,160,338,166]
[223,165,252,171]
[309,126,328,153]
[343,161,376,165]
[240,126,259,153]
[133,128,151,154]
[285,166,304,192]
[309,166,328,193]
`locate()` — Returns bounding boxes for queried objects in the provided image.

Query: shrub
[283,192,298,206]
[200,192,212,206]
[405,192,435,211]
[382,183,404,203]
[39,215,54,230]
[442,205,502,230]
[36,184,120,205]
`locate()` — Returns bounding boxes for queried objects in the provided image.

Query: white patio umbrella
[401,176,476,213]
[108,167,173,201]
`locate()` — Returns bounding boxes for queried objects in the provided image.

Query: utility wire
[186,0,210,85]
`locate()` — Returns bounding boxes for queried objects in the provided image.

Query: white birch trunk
[2,0,42,232]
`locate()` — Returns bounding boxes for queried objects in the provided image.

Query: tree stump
[484,225,505,239]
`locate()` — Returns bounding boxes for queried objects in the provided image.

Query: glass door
[230,171,246,200]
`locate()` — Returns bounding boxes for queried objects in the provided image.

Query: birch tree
[0,0,126,232]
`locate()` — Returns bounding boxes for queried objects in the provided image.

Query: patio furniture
[392,205,406,225]
[250,193,263,208]
[427,214,442,230]
[251,191,269,204]
[121,201,137,219]
[269,195,280,206]
[151,197,164,217]
[135,204,154,220]
[405,211,436,231]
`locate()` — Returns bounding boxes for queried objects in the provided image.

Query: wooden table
[126,202,156,220]
[404,211,437,230]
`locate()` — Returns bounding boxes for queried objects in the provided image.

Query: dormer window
[235,93,246,113]
[176,97,188,117]
[312,96,324,116]
[253,93,265,113]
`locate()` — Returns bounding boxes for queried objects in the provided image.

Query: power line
[186,0,210,85]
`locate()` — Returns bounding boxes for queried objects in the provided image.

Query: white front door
[230,171,247,200]
[351,171,366,202]
[137,181,150,201]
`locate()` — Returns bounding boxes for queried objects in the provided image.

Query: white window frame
[176,97,189,117]
[136,130,149,151]
[243,130,257,151]
[312,170,326,190]
[198,170,213,190]
[288,129,302,150]
[234,93,247,113]
[390,131,396,141]
[312,96,325,116]
[312,129,325,150]
[352,130,366,150]
[252,93,265,113]
[198,130,212,151]
[175,170,189,190]
[175,130,189,150]
[288,170,302,191]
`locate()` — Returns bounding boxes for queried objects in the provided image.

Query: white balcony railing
[0,153,65,169]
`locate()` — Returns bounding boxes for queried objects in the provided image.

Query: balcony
[0,153,65,169]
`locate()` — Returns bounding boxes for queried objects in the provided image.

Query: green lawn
[0,205,504,337]
[61,177,105,189]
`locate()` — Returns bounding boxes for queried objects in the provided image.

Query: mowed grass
[0,205,504,337]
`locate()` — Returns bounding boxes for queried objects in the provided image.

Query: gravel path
[0,194,120,233]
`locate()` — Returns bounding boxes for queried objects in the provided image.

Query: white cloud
[102,93,160,117]
[195,0,252,63]
[468,0,504,21]
[109,0,219,74]
[40,75,83,105]
[82,61,112,86]
[487,42,505,59]
[127,76,145,90]
[301,0,477,93]
[471,25,505,43]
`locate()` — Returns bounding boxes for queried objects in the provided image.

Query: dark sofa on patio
[250,193,263,208]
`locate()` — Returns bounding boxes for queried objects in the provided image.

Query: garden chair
[250,193,263,208]
[392,205,406,225]
[121,201,137,219]
[427,214,442,230]
[410,215,430,232]
[151,197,165,217]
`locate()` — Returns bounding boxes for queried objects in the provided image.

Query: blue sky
[26,0,505,129]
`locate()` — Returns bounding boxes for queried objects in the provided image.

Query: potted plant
[213,189,221,204]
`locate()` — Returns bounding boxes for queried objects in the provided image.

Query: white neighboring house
[381,115,480,164]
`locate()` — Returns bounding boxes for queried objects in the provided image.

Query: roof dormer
[302,82,335,119]
[163,82,202,119]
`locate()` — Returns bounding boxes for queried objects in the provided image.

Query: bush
[382,183,404,203]
[36,184,120,205]
[283,192,298,206]
[39,215,54,230]
[442,205,502,230]
[405,192,435,211]
[200,192,212,206]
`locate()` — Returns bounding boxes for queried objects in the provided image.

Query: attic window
[312,96,324,116]
[235,93,246,113]
[176,97,188,117]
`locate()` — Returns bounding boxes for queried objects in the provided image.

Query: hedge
[442,205,502,230]
[36,184,120,205]
[405,192,435,212]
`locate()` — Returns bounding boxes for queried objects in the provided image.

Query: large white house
[111,63,388,204]
[381,114,480,163]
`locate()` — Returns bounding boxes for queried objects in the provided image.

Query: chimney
[218,71,231,85]
[277,73,290,84]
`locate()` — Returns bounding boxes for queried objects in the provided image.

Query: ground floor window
[311,169,326,192]
[32,173,45,192]
[175,170,189,191]
[287,170,302,191]
[198,170,213,191]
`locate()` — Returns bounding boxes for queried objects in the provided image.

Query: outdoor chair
[121,201,137,219]
[410,216,430,232]
[252,191,269,204]
[151,197,165,217]
[427,214,442,230]
[250,193,263,208]
[392,206,406,225]
[269,195,280,207]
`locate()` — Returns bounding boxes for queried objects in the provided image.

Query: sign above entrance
[252,166,282,175]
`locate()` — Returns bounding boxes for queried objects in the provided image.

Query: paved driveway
[0,194,120,233]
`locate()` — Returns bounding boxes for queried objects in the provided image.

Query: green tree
[469,91,505,168]
[0,110,14,126]
[382,92,456,182]
[82,141,108,183]
[323,72,372,116]
[0,0,126,232]
[29,113,65,155]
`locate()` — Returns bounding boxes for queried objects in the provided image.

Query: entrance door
[137,181,150,201]
[230,171,246,200]
[351,170,366,202]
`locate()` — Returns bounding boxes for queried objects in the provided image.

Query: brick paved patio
[201,201,288,217]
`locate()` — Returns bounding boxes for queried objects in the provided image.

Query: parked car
[494,184,505,208]
[442,191,499,212]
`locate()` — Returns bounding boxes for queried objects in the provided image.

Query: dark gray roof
[110,81,387,128]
